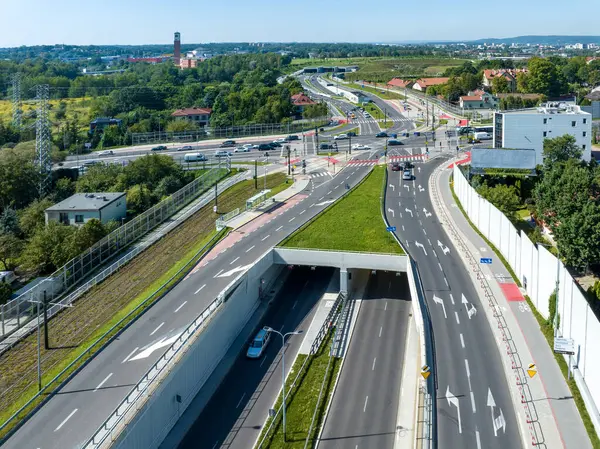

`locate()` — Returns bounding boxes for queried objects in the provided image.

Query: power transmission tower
[35,84,52,196]
[11,73,22,129]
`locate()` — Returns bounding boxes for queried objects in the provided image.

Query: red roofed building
[171,107,212,127]
[387,78,414,89]
[412,77,450,91]
[459,90,498,109]
[127,57,171,64]
[482,68,528,92]
[291,93,316,118]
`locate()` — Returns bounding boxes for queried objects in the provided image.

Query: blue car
[246,327,272,358]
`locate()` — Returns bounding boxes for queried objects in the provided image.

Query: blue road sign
[480,258,493,264]
[387,226,396,232]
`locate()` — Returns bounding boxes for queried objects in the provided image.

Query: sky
[1,0,597,47]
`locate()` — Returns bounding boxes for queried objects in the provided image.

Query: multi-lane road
[319,271,411,449]
[3,151,378,449]
[385,158,522,448]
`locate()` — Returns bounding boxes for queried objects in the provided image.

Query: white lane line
[455,311,460,324]
[194,284,206,294]
[54,409,78,432]
[379,326,383,338]
[402,225,405,231]
[476,430,482,449]
[214,269,224,278]
[246,245,255,253]
[150,322,164,336]
[384,301,388,311]
[363,396,369,412]
[261,234,271,241]
[212,442,219,449]
[444,277,449,287]
[289,217,296,223]
[428,238,432,246]
[299,209,306,215]
[174,301,187,313]
[470,391,477,413]
[438,262,443,271]
[460,333,465,348]
[423,229,427,235]
[292,300,298,310]
[260,356,268,367]
[465,359,471,378]
[94,373,113,391]
[276,226,283,231]
[122,347,138,363]
[319,196,324,201]
[230,256,240,265]
[372,358,377,371]
[327,190,332,195]
[236,393,246,409]
[449,293,455,305]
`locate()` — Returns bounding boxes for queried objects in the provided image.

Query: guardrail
[0,227,228,444]
[255,291,346,449]
[381,168,437,449]
[0,168,228,343]
[81,229,233,449]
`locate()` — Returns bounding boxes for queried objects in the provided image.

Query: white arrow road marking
[418,166,421,173]
[487,389,507,436]
[404,184,410,191]
[217,264,253,278]
[55,409,78,432]
[423,208,432,218]
[446,386,462,434]
[122,347,139,363]
[419,186,425,192]
[462,294,477,319]
[405,208,413,217]
[437,240,450,255]
[389,184,395,191]
[130,333,183,361]
[433,295,447,318]
[315,200,335,206]
[415,241,427,256]
[388,208,395,217]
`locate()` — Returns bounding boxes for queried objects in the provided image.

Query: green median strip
[283,166,403,254]
[351,83,406,100]
[256,330,341,449]
[449,174,600,448]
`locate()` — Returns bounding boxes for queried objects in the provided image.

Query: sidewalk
[430,159,591,449]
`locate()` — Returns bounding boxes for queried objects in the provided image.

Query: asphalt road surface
[319,271,411,449]
[385,158,522,448]
[3,154,376,449]
[178,266,336,449]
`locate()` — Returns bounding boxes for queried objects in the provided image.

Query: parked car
[353,144,370,150]
[388,139,403,146]
[177,145,194,152]
[285,135,300,141]
[274,138,287,143]
[319,143,335,150]
[347,131,357,137]
[391,162,402,171]
[242,143,254,149]
[246,327,272,358]
[403,170,412,181]
[376,132,388,138]
[215,150,232,157]
[220,140,236,148]
[258,143,271,151]
[151,145,167,151]
[98,150,113,156]
[234,146,251,153]
[334,134,348,140]
[184,153,207,162]
[270,141,282,148]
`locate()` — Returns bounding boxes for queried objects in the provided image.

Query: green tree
[543,134,582,166]
[491,76,510,94]
[76,164,124,192]
[126,184,155,215]
[55,101,67,120]
[18,198,54,237]
[0,233,23,270]
[0,208,20,235]
[0,147,40,210]
[524,57,566,97]
[20,221,76,273]
[0,282,12,304]
[53,177,75,202]
[154,175,183,199]
[477,184,521,221]
[166,120,199,133]
[303,103,328,119]
[67,219,107,256]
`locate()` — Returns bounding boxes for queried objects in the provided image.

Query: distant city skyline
[1,0,597,48]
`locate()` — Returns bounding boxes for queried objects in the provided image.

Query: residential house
[45,193,127,226]
[387,78,414,89]
[482,68,528,92]
[171,107,212,127]
[291,93,316,118]
[412,77,450,91]
[459,89,499,109]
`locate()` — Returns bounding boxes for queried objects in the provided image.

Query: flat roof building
[493,103,592,166]
[45,192,127,227]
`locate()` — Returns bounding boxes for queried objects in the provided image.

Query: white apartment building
[493,103,592,165]
[45,192,126,226]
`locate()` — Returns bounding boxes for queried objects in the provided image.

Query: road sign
[84,142,92,149]
[386,226,396,232]
[527,363,537,378]
[421,365,431,380]
[554,337,575,355]
[480,258,493,264]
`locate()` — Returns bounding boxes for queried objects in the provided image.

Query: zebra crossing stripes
[350,117,411,124]
[309,171,332,179]
[389,155,424,162]
[347,160,378,166]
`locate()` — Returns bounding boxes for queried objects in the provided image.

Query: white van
[474,132,492,141]
[184,153,207,162]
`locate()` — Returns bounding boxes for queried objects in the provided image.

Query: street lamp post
[264,326,303,442]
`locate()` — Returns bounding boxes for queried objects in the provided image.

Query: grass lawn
[0,171,290,438]
[257,330,341,449]
[449,176,600,448]
[283,166,403,254]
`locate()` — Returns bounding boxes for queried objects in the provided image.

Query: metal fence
[0,168,228,342]
[131,119,330,146]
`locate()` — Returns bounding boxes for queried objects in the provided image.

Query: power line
[35,84,52,197]
[11,73,22,128]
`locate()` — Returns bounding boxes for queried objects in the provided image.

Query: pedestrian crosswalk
[347,160,378,166]
[309,170,332,179]
[350,117,412,125]
[389,155,425,162]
